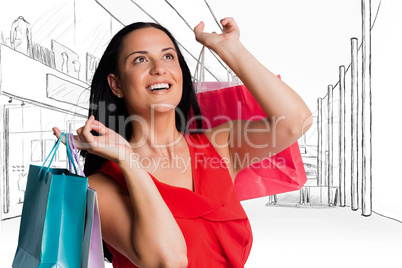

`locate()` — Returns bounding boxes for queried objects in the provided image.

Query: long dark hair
[81,22,202,262]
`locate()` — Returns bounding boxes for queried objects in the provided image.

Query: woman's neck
[129,110,182,153]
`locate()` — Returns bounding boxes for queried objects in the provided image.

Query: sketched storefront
[0,0,114,220]
[0,42,92,220]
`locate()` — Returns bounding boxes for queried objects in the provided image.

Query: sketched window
[31,140,43,162]
[44,138,67,163]
[44,139,56,161]
[57,142,67,162]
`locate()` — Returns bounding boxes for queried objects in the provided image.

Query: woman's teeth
[147,83,170,91]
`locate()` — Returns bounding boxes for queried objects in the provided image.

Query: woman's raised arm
[194,17,313,177]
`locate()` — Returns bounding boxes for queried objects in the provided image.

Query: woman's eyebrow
[125,50,147,62]
[125,47,176,62]
[162,47,176,52]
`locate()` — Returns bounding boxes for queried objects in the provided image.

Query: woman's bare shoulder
[88,171,129,196]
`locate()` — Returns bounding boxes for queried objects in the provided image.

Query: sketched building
[0,36,92,220]
[0,3,108,220]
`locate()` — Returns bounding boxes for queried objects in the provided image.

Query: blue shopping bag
[64,133,105,268]
[12,133,88,268]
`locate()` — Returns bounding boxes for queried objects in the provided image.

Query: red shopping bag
[194,80,307,200]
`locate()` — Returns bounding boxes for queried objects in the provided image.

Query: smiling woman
[52,17,312,268]
[107,27,183,116]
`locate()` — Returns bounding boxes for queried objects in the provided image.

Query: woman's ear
[107,73,123,98]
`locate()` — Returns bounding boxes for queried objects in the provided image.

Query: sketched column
[327,85,334,205]
[339,66,346,207]
[361,0,372,216]
[0,101,6,215]
[3,108,10,215]
[317,97,323,187]
[351,38,359,211]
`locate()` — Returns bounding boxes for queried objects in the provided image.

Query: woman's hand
[194,17,241,52]
[52,115,132,164]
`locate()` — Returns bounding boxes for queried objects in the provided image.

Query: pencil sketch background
[1,0,402,267]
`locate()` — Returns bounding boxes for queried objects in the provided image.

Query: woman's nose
[150,60,166,75]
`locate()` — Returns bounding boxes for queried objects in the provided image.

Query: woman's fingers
[71,129,91,150]
[194,21,220,48]
[53,127,84,150]
[52,127,68,145]
[220,17,240,38]
[220,17,235,28]
[194,17,240,49]
[53,116,122,159]
[71,116,96,151]
[194,21,207,44]
[82,115,95,136]
[82,115,96,143]
[52,127,61,139]
[91,119,110,136]
[194,21,204,37]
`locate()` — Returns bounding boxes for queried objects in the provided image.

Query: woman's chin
[151,103,177,113]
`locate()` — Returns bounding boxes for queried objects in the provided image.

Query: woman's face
[114,27,183,115]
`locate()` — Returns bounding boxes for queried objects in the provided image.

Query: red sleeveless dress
[96,132,253,267]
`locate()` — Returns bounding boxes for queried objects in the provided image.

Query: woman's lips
[146,82,171,91]
[146,82,173,94]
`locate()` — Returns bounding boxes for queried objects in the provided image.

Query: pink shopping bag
[193,80,307,200]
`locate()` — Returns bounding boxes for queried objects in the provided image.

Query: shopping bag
[12,132,88,268]
[66,133,105,268]
[192,47,307,200]
[81,188,105,268]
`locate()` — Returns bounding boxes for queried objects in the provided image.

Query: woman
[53,17,312,267]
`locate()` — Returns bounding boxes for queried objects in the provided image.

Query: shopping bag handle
[39,132,65,181]
[67,133,84,176]
[39,132,78,182]
[193,46,239,93]
[193,46,206,93]
[65,133,78,175]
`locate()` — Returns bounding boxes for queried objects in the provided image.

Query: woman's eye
[133,56,146,64]
[163,53,174,60]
